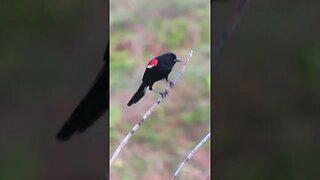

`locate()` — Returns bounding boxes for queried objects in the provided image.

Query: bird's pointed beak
[175,58,181,62]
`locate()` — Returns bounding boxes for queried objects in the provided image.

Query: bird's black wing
[142,58,159,83]
[142,67,157,83]
[56,42,109,141]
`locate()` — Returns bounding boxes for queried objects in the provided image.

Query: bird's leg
[151,89,168,98]
[160,89,169,98]
[150,84,169,98]
[166,77,175,88]
[168,81,174,88]
[149,81,171,98]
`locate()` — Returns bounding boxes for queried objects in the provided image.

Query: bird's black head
[158,52,181,67]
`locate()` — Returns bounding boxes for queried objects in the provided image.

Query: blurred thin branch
[213,0,251,59]
[109,50,193,167]
[172,132,211,179]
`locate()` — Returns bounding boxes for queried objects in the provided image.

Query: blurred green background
[110,0,210,179]
[0,1,107,180]
[213,0,320,180]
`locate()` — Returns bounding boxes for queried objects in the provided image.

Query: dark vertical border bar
[106,1,110,179]
[210,0,214,178]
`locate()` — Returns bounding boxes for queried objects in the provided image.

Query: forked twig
[172,132,211,180]
[110,50,193,166]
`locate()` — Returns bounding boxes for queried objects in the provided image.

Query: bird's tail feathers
[56,120,78,141]
[127,82,147,106]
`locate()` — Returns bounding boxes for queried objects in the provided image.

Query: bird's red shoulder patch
[147,58,158,69]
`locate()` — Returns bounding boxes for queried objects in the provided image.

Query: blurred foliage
[110,105,123,128]
[0,141,40,180]
[181,104,210,124]
[110,0,210,179]
[299,43,320,82]
[110,50,135,86]
[159,19,189,48]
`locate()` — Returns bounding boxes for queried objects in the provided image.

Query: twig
[213,0,251,59]
[109,50,193,167]
[172,132,211,180]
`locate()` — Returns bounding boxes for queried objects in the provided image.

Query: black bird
[56,43,109,141]
[127,52,180,106]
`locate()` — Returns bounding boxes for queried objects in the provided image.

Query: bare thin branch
[213,0,251,59]
[172,132,211,180]
[110,50,193,167]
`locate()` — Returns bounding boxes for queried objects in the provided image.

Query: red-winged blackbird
[127,52,180,106]
[56,42,109,141]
